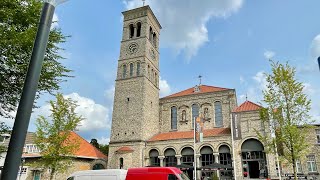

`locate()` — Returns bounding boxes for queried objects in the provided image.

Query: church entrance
[241,139,268,179]
[248,161,259,178]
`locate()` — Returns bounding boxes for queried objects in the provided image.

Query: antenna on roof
[142,0,145,6]
[245,93,248,101]
[198,75,202,86]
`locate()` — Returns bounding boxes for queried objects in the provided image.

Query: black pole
[318,56,320,71]
[1,3,55,180]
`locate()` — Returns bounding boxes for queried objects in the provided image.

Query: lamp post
[1,0,67,179]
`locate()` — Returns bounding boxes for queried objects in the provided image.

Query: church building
[107,5,280,180]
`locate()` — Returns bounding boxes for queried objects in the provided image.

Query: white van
[67,169,128,180]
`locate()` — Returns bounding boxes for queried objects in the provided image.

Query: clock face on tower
[127,42,139,54]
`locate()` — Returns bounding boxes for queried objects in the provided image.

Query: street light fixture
[0,0,68,179]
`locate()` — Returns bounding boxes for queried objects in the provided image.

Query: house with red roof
[8,131,108,180]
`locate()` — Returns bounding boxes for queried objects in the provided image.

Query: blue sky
[2,0,320,144]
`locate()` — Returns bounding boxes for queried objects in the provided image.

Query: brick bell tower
[108,5,161,169]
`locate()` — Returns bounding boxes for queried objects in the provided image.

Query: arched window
[219,145,232,177]
[92,163,105,170]
[214,101,223,127]
[119,158,124,169]
[200,146,214,166]
[164,148,177,167]
[129,24,134,38]
[171,106,177,130]
[192,104,199,128]
[154,72,157,84]
[136,22,141,37]
[122,64,127,78]
[241,139,267,178]
[153,32,157,47]
[181,147,194,166]
[149,149,160,166]
[129,63,133,77]
[136,62,140,76]
[219,145,231,165]
[149,27,153,41]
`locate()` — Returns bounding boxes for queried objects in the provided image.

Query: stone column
[159,156,165,167]
[213,153,220,178]
[196,154,201,180]
[175,155,182,165]
[144,157,149,167]
[133,26,136,37]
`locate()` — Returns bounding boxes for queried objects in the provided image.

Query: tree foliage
[35,93,82,180]
[90,138,109,155]
[257,61,313,180]
[90,138,99,149]
[0,122,10,152]
[0,0,71,118]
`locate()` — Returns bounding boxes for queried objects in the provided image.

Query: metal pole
[1,3,55,180]
[194,117,197,180]
[318,57,320,71]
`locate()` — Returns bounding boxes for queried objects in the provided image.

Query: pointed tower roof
[233,100,262,113]
[162,85,230,99]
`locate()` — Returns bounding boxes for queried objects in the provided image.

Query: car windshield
[178,172,190,180]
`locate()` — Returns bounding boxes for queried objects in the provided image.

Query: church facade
[107,5,319,180]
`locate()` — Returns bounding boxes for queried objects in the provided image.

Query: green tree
[258,61,313,180]
[90,138,99,149]
[35,93,82,180]
[0,0,71,118]
[99,144,109,156]
[89,138,109,155]
[0,122,10,152]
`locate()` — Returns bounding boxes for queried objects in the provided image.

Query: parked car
[126,167,190,180]
[67,167,190,180]
[67,169,128,180]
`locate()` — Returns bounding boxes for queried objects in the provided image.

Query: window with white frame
[296,160,303,173]
[18,167,27,175]
[307,155,318,172]
[316,129,320,144]
[24,144,40,153]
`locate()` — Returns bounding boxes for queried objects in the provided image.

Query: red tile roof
[68,131,107,159]
[233,100,262,112]
[116,146,134,153]
[162,85,230,99]
[23,131,107,159]
[148,128,230,142]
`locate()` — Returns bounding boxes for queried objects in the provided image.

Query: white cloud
[310,34,320,59]
[29,93,110,133]
[303,83,315,96]
[104,86,115,103]
[123,0,244,59]
[64,93,111,132]
[263,50,275,59]
[97,136,110,145]
[159,77,171,97]
[51,13,59,29]
[252,71,267,91]
[240,76,245,84]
